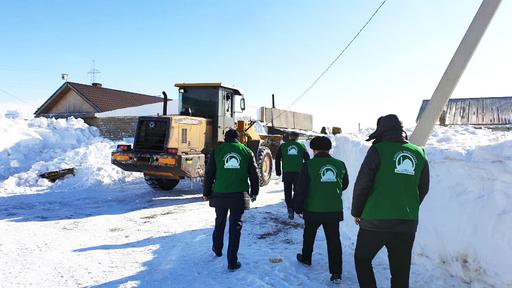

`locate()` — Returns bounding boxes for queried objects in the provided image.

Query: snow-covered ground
[1,114,511,287]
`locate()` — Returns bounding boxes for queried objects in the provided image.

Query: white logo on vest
[320,165,337,182]
[393,151,417,175]
[223,153,241,169]
[287,145,298,155]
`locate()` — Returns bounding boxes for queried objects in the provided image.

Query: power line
[267,0,388,127]
[0,66,45,73]
[0,88,30,104]
[286,0,388,110]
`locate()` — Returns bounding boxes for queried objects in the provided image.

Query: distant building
[35,82,163,118]
[35,82,166,139]
[416,97,512,126]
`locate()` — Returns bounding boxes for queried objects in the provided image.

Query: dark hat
[366,114,403,142]
[289,131,299,138]
[310,136,332,151]
[224,128,239,141]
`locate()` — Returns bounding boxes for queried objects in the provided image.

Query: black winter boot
[296,253,311,266]
[288,208,294,220]
[212,247,222,257]
[228,261,241,271]
[330,274,342,284]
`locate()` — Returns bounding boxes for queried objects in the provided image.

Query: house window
[181,128,187,144]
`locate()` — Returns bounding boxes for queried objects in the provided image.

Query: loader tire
[257,146,272,187]
[144,174,180,191]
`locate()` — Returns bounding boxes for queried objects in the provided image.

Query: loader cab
[175,83,245,145]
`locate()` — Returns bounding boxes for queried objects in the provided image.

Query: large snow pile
[1,113,511,287]
[0,115,139,196]
[329,126,512,287]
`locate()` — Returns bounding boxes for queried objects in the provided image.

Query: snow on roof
[95,100,178,118]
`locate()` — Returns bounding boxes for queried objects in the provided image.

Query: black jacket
[275,141,310,182]
[203,140,260,209]
[293,152,349,222]
[351,131,430,232]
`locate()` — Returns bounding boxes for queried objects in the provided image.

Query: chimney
[92,82,102,88]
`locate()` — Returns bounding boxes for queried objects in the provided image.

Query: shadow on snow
[0,179,203,222]
[76,202,361,288]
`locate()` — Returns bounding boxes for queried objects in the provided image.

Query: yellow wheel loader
[111,83,281,191]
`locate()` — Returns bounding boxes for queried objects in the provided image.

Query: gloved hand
[250,195,257,202]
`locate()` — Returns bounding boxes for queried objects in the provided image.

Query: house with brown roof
[35,82,167,139]
[35,82,163,118]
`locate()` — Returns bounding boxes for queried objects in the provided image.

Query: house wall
[50,90,96,113]
[85,117,139,140]
[417,98,512,125]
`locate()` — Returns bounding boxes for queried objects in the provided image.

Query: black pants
[354,228,416,288]
[212,207,244,265]
[283,172,299,210]
[302,219,342,275]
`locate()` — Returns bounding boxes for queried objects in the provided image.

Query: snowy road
[1,176,467,288]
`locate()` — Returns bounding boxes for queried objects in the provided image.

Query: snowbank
[2,112,510,286]
[0,115,139,196]
[328,126,512,287]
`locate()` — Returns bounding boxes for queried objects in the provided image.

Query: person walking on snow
[293,136,349,284]
[275,131,310,220]
[203,128,260,271]
[352,114,430,288]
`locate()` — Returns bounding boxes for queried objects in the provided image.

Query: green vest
[280,141,307,172]
[361,142,427,220]
[213,142,252,193]
[304,156,346,213]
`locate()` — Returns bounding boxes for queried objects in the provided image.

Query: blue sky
[0,0,510,130]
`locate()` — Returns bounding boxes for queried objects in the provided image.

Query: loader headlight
[113,154,131,161]
[157,157,176,165]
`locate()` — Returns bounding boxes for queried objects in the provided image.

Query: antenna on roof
[87,60,101,84]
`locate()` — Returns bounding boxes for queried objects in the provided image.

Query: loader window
[225,93,232,115]
[179,87,219,119]
[134,118,169,151]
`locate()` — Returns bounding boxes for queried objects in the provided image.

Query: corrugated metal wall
[416,97,512,125]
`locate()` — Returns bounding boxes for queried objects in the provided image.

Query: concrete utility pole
[410,0,502,146]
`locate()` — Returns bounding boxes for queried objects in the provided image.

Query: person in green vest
[352,114,430,288]
[203,128,259,272]
[275,131,310,220]
[293,136,349,284]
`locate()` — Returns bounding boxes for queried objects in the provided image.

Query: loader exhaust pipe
[162,91,168,115]
[271,94,275,127]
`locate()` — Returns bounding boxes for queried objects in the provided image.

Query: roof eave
[34,82,69,115]
[67,83,102,112]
